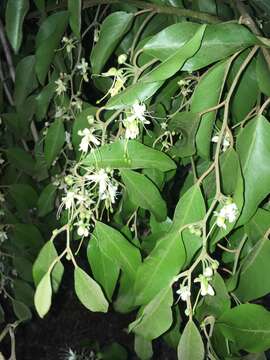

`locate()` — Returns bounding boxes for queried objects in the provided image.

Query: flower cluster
[123,101,150,140]
[58,166,119,237]
[214,198,238,230]
[211,131,231,152]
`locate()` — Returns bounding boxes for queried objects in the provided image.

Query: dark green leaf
[134,335,153,360]
[44,119,65,167]
[121,169,167,221]
[7,147,36,175]
[5,0,29,53]
[37,184,57,217]
[90,11,134,74]
[256,51,270,97]
[68,0,81,38]
[12,299,31,321]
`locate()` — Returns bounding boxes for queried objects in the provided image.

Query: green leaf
[13,256,33,282]
[37,184,57,217]
[34,272,52,318]
[217,304,270,352]
[168,112,200,158]
[44,119,65,167]
[35,11,69,84]
[34,0,45,11]
[14,56,38,108]
[33,241,64,292]
[7,147,36,175]
[177,320,205,360]
[134,335,153,360]
[245,208,270,244]
[236,115,270,225]
[163,306,181,349]
[234,235,270,301]
[144,23,257,72]
[35,76,57,121]
[90,11,134,74]
[256,51,270,97]
[106,81,163,110]
[144,25,206,82]
[94,222,141,280]
[129,287,173,340]
[191,60,228,159]
[12,299,31,321]
[120,169,167,221]
[12,223,43,255]
[13,279,34,307]
[82,140,176,172]
[5,0,29,53]
[134,231,185,305]
[68,0,81,38]
[230,52,259,124]
[74,267,109,313]
[9,184,38,211]
[101,342,128,360]
[87,236,120,301]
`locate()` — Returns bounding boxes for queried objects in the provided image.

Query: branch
[235,0,270,71]
[0,19,15,82]
[28,0,221,24]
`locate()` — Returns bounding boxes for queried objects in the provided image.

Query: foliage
[0,0,270,359]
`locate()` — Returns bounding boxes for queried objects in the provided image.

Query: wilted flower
[55,77,67,96]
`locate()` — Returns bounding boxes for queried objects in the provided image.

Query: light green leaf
[33,241,64,292]
[37,184,57,217]
[134,335,153,360]
[90,11,134,74]
[87,236,120,301]
[74,267,109,313]
[129,287,173,340]
[5,0,29,53]
[121,169,167,222]
[191,60,228,159]
[44,119,65,167]
[134,231,185,305]
[245,208,270,244]
[217,304,270,352]
[144,25,206,82]
[235,235,270,301]
[177,320,205,360]
[68,0,81,38]
[34,273,52,318]
[144,22,257,71]
[256,51,270,97]
[94,222,141,280]
[35,11,69,84]
[82,140,176,172]
[14,56,38,108]
[236,115,270,224]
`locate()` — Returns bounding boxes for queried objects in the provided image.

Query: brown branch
[28,0,221,23]
[235,0,270,71]
[0,19,15,82]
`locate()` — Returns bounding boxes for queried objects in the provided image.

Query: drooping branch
[28,0,221,24]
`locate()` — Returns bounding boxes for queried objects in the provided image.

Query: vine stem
[28,0,221,23]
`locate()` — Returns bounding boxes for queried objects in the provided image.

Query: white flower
[0,153,4,165]
[123,116,140,139]
[194,275,215,297]
[132,101,148,124]
[78,128,100,153]
[0,192,4,202]
[86,169,109,197]
[211,131,231,152]
[65,131,73,150]
[62,191,76,210]
[77,58,89,82]
[0,231,7,242]
[62,36,76,53]
[176,285,191,302]
[203,267,213,278]
[105,183,118,204]
[55,78,67,96]
[77,223,89,237]
[94,28,100,43]
[214,202,238,230]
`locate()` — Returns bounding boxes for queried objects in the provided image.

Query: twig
[28,0,221,24]
[0,59,14,106]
